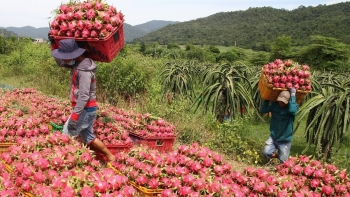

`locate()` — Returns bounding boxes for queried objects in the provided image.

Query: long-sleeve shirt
[55,58,97,121]
[259,96,299,142]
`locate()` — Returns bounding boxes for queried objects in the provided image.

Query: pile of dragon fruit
[49,0,124,38]
[0,88,67,143]
[0,132,136,196]
[262,59,312,91]
[98,104,176,138]
[110,143,350,197]
[0,88,175,145]
[1,87,350,196]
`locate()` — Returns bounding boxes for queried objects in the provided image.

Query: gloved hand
[290,87,296,97]
[67,119,77,131]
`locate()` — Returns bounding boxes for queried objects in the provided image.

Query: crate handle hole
[156,140,164,146]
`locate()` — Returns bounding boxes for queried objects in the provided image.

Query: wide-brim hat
[51,39,86,60]
[277,91,290,104]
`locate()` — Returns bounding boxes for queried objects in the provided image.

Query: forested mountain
[0,26,48,39]
[135,2,350,49]
[124,20,179,42]
[0,29,19,37]
[134,20,179,33]
[1,2,350,48]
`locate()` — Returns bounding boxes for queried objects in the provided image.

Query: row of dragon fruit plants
[1,131,350,196]
[0,88,176,145]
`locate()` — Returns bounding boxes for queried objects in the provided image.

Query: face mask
[67,60,75,66]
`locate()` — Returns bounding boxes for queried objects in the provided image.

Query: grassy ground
[238,115,314,157]
[0,76,29,89]
[237,112,350,171]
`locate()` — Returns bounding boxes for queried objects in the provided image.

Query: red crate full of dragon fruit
[129,132,175,153]
[50,24,124,63]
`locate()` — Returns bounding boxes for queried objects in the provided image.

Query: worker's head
[51,39,85,65]
[277,91,290,107]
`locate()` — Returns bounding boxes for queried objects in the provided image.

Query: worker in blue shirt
[260,88,299,163]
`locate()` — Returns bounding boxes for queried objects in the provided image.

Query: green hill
[135,2,350,49]
[0,29,19,37]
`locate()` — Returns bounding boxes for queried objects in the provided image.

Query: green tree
[252,42,271,52]
[186,47,205,62]
[296,35,350,71]
[208,45,220,54]
[250,52,270,66]
[216,51,238,63]
[0,36,6,54]
[167,42,180,49]
[230,47,248,60]
[270,35,292,60]
[0,36,22,55]
[139,42,146,53]
[185,44,195,51]
[152,42,159,57]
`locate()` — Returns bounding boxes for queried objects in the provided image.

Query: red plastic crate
[129,132,175,153]
[50,24,124,63]
[93,143,132,161]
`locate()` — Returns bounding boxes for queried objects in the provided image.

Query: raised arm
[260,100,272,114]
[288,88,299,115]
[54,57,72,69]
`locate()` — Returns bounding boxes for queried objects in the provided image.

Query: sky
[0,0,347,28]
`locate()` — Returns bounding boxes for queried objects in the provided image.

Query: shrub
[208,45,220,54]
[206,119,263,165]
[186,48,205,61]
[167,42,180,49]
[96,58,150,104]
